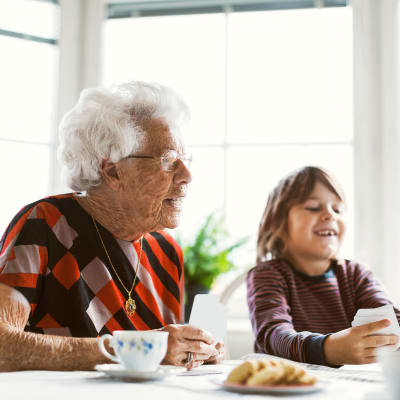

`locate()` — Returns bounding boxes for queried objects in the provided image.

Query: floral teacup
[99,330,169,371]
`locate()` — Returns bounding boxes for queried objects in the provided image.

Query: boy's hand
[324,319,399,365]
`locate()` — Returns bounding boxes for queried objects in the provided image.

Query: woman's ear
[100,159,122,191]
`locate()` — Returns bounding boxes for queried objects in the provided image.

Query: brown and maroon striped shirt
[247,259,400,366]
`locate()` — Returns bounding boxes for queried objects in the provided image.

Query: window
[0,0,59,233]
[102,6,352,352]
[102,5,353,265]
[103,7,353,352]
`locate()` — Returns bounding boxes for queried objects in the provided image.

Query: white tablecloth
[0,360,392,400]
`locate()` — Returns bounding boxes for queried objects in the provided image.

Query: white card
[351,305,400,344]
[356,304,394,317]
[188,294,227,342]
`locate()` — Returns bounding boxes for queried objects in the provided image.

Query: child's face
[285,181,346,266]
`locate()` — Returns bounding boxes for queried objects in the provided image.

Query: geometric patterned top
[0,194,184,337]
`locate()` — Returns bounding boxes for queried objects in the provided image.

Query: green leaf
[181,211,248,290]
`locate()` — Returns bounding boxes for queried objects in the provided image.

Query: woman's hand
[159,324,217,369]
[204,341,226,364]
[324,319,399,365]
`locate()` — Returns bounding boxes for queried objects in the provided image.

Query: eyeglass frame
[124,150,192,172]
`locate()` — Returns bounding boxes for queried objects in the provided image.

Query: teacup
[99,330,169,371]
[377,347,400,399]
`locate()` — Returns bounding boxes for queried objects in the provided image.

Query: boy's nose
[321,209,335,220]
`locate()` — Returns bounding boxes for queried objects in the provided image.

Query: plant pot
[184,282,209,323]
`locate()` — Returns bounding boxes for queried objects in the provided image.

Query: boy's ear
[100,159,122,191]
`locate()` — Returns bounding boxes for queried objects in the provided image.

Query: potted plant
[178,212,248,322]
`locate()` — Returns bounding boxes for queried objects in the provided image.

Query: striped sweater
[0,194,184,337]
[246,259,400,365]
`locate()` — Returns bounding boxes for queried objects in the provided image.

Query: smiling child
[247,166,399,366]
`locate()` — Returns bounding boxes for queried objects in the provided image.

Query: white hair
[57,81,189,191]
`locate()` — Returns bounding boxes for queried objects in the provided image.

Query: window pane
[172,146,225,241]
[102,14,226,146]
[0,0,59,39]
[0,36,58,143]
[0,142,51,234]
[103,7,354,266]
[225,144,354,266]
[227,8,353,144]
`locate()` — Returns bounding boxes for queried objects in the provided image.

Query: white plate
[95,364,185,381]
[210,377,325,394]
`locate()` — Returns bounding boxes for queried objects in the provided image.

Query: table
[0,360,392,400]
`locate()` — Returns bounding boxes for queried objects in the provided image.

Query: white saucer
[95,364,185,381]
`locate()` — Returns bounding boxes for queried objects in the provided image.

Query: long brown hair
[256,166,346,263]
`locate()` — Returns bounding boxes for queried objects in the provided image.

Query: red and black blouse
[0,194,184,337]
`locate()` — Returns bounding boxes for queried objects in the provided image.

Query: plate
[95,364,185,381]
[210,377,325,394]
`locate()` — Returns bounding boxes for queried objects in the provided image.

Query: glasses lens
[161,153,176,171]
[182,153,192,167]
[160,151,192,171]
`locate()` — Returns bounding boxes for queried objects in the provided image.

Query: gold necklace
[92,216,143,317]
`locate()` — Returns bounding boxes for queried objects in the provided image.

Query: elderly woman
[0,80,223,371]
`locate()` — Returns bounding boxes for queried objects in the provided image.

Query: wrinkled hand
[159,324,217,369]
[204,341,226,364]
[324,319,399,365]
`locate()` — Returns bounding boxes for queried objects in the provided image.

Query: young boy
[247,166,399,366]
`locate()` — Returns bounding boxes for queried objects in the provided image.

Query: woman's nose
[174,159,192,185]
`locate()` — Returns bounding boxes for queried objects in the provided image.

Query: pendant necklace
[92,216,143,317]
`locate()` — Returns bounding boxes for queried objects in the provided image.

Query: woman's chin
[158,213,181,230]
[163,219,180,230]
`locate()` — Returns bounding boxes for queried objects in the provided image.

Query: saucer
[95,364,185,381]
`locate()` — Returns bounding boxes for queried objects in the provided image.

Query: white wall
[53,0,105,194]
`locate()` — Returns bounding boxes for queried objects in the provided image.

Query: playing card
[351,305,400,343]
[189,294,227,342]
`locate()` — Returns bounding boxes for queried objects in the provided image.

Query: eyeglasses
[125,150,192,172]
